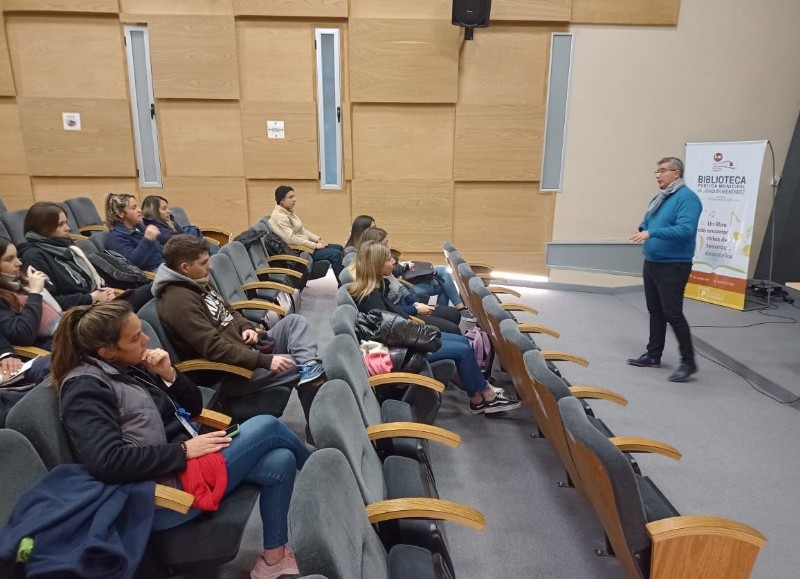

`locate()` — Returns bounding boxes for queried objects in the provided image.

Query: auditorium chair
[289,448,485,579]
[220,241,301,308]
[170,206,230,248]
[137,299,292,421]
[63,197,107,237]
[4,384,261,577]
[558,396,766,579]
[245,223,311,291]
[208,252,288,325]
[0,209,27,245]
[310,379,468,577]
[0,220,10,240]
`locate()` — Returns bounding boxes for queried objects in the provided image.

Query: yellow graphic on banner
[685,282,745,310]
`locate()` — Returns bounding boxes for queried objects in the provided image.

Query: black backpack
[262,232,299,259]
[88,250,149,289]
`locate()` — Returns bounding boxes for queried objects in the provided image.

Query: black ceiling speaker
[452,0,492,40]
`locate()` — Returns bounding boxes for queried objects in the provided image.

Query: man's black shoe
[626,354,661,368]
[668,362,697,382]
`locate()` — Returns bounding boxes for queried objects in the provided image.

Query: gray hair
[657,157,684,177]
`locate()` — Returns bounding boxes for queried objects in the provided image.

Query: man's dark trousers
[643,260,695,363]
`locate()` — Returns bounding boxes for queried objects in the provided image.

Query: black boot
[296,378,324,445]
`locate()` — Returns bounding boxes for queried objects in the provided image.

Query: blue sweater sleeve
[0,294,42,346]
[649,195,702,242]
[106,228,161,271]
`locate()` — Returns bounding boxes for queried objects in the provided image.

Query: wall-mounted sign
[267,120,284,139]
[62,112,81,131]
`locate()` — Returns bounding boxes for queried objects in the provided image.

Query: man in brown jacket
[153,235,323,428]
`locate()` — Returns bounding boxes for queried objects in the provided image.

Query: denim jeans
[426,333,486,397]
[151,415,312,549]
[312,243,344,278]
[411,266,463,307]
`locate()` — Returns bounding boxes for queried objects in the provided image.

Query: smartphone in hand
[225,424,240,438]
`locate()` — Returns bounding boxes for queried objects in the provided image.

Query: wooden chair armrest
[366,422,461,448]
[646,515,766,578]
[200,227,231,237]
[487,285,521,298]
[174,359,254,379]
[229,300,286,316]
[155,484,194,514]
[398,278,415,288]
[267,254,310,267]
[477,273,508,284]
[468,262,493,274]
[143,271,156,281]
[366,498,485,531]
[204,236,221,248]
[518,323,560,339]
[13,345,50,359]
[568,385,628,406]
[409,315,425,325]
[68,233,85,242]
[288,243,311,253]
[255,266,303,279]
[609,436,682,461]
[199,227,231,246]
[541,350,590,367]
[500,303,539,316]
[241,281,296,294]
[194,408,232,430]
[79,224,108,234]
[369,372,445,393]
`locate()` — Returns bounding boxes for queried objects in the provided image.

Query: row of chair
[442,243,767,579]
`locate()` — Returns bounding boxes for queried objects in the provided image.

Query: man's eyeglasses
[654,168,678,175]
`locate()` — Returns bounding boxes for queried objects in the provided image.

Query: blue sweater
[105,223,164,272]
[639,186,702,263]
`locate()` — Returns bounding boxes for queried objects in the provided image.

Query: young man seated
[152,235,324,432]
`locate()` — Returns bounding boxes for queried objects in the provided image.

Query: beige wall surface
[553,0,800,283]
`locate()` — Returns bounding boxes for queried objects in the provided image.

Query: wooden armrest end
[366,498,485,531]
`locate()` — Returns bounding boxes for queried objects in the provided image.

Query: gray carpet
[184,276,800,578]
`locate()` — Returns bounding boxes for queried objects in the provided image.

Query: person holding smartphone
[51,301,312,579]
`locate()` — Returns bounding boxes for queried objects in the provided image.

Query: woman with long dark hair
[52,301,311,579]
[104,193,164,272]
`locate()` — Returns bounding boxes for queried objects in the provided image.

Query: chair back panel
[336,284,358,309]
[289,448,389,579]
[221,241,259,285]
[138,298,181,362]
[170,207,191,230]
[322,335,381,427]
[330,304,358,344]
[0,209,28,245]
[0,429,47,526]
[64,197,103,228]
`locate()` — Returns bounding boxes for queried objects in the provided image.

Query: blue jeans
[426,333,486,397]
[411,266,463,308]
[152,415,312,549]
[313,243,344,278]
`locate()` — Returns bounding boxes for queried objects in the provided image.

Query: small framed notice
[267,120,284,139]
[62,112,81,131]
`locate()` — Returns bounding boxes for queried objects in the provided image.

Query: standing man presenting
[628,157,702,382]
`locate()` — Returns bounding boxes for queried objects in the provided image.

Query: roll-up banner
[684,140,768,310]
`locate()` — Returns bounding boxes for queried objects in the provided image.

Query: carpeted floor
[181,275,800,579]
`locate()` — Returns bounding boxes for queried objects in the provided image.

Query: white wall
[552,0,800,285]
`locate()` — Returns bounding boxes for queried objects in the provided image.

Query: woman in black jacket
[52,301,311,579]
[349,241,521,416]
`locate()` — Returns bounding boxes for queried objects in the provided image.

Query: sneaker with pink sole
[250,548,299,579]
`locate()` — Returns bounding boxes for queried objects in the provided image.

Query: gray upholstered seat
[63,197,106,236]
[0,209,28,245]
[330,303,359,343]
[220,241,298,312]
[209,252,270,324]
[0,429,47,527]
[0,218,12,240]
[289,448,438,579]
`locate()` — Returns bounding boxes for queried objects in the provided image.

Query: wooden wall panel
[349,0,450,19]
[2,0,118,12]
[0,99,27,174]
[459,26,554,105]
[158,100,244,177]
[571,0,680,25]
[31,177,138,213]
[120,0,232,14]
[453,183,554,251]
[247,180,351,242]
[148,16,239,100]
[241,102,318,179]
[492,0,572,22]
[236,21,313,103]
[0,175,33,210]
[0,9,17,96]
[352,105,455,180]
[454,105,544,181]
[160,177,248,235]
[349,18,460,103]
[5,15,126,99]
[351,180,453,252]
[17,98,135,176]
[234,0,347,18]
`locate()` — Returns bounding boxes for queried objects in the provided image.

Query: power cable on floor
[695,349,800,405]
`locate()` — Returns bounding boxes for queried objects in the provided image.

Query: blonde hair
[104,193,136,227]
[348,240,390,302]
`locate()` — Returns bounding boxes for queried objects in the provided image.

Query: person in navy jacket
[628,156,702,382]
[104,193,164,272]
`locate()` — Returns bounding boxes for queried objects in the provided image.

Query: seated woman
[18,202,153,312]
[349,240,520,415]
[352,227,462,335]
[141,195,218,254]
[52,301,311,579]
[343,214,376,266]
[0,236,61,350]
[104,193,164,272]
[269,185,344,280]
